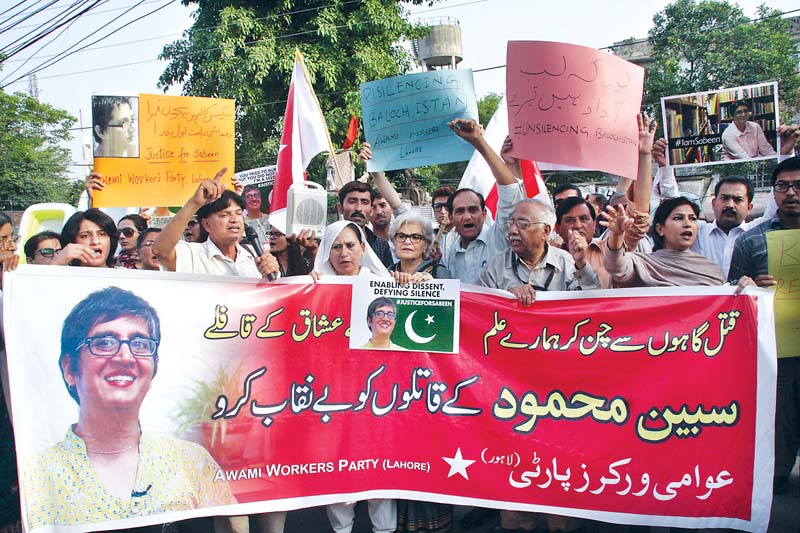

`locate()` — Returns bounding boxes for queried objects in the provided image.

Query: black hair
[59,287,160,404]
[729,99,751,116]
[771,156,800,186]
[92,96,132,144]
[555,196,596,225]
[366,297,396,332]
[650,197,699,251]
[195,191,247,242]
[338,180,372,205]
[714,176,754,202]
[447,188,485,216]
[552,183,582,199]
[137,227,162,248]
[432,185,455,202]
[24,230,61,260]
[60,209,118,267]
[0,212,10,228]
[118,214,148,232]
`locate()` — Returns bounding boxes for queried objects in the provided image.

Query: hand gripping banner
[2,267,775,532]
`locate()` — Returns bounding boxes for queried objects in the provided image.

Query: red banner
[3,269,775,532]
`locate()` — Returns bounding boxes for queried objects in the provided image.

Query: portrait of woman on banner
[20,287,236,530]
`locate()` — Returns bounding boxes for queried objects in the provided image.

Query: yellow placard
[93,94,235,208]
[767,229,800,358]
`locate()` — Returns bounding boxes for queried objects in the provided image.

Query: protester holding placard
[444,118,524,284]
[336,181,394,268]
[727,156,800,495]
[19,287,237,529]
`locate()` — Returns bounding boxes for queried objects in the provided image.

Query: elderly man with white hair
[479,198,600,306]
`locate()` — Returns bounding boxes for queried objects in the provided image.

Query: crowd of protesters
[0,113,798,533]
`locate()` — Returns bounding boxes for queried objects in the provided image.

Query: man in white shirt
[154,169,278,279]
[444,119,524,284]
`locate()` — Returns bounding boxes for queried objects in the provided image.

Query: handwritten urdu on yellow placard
[767,229,800,358]
[93,94,235,208]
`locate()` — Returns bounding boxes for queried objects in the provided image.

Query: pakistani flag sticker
[350,277,460,354]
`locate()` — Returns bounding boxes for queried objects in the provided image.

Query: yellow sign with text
[93,94,235,208]
[767,229,800,358]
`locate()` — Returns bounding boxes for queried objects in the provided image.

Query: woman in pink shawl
[601,196,755,289]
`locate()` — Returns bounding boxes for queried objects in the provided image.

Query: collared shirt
[692,217,769,275]
[444,182,525,284]
[170,239,261,277]
[722,121,776,160]
[479,244,600,292]
[727,216,788,281]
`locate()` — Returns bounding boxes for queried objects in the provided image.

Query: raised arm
[358,143,402,210]
[153,167,228,271]
[632,113,657,214]
[448,118,515,186]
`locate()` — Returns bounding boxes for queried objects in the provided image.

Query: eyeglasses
[36,247,61,258]
[432,203,448,211]
[138,240,155,248]
[774,181,800,193]
[76,336,159,357]
[187,220,199,227]
[106,118,136,129]
[119,228,138,238]
[268,231,285,239]
[244,192,261,200]
[506,218,547,230]
[371,310,396,320]
[393,232,425,243]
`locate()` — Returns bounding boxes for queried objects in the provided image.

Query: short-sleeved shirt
[170,239,261,277]
[21,429,236,529]
[727,216,786,281]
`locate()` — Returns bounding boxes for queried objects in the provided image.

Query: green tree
[645,0,799,118]
[159,0,436,177]
[0,88,77,210]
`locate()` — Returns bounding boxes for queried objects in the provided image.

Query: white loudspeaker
[287,181,328,238]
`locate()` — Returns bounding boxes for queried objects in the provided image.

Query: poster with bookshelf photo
[660,82,780,167]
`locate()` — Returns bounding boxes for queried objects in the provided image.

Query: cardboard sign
[360,70,479,171]
[506,41,644,178]
[767,229,800,358]
[235,165,277,188]
[93,94,235,207]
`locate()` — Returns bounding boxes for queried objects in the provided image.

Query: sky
[1,0,798,180]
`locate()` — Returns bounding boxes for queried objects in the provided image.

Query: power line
[2,0,176,88]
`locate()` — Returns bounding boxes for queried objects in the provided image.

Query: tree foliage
[0,88,77,210]
[645,0,799,118]
[159,0,437,175]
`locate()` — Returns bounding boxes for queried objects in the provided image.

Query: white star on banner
[425,314,435,325]
[442,447,475,480]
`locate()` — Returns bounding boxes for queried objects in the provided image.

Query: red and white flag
[270,50,331,221]
[458,96,550,215]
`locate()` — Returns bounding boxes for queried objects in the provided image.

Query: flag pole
[294,49,346,189]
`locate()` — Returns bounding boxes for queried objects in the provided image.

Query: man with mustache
[337,181,393,267]
[728,156,800,495]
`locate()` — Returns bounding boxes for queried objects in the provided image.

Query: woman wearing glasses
[20,287,236,529]
[360,297,404,350]
[388,212,450,284]
[116,214,148,269]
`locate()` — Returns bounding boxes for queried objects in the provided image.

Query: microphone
[244,225,277,281]
[131,484,152,498]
